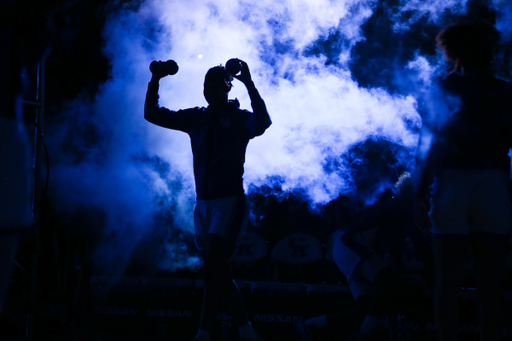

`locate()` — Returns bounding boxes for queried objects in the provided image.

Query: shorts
[429,169,512,236]
[194,194,250,252]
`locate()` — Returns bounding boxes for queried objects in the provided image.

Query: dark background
[2,0,512,340]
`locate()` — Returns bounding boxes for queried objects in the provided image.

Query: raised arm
[232,60,271,137]
[144,65,193,132]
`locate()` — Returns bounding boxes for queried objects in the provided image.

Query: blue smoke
[47,0,512,275]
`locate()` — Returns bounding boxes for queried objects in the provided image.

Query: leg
[468,170,512,341]
[432,237,469,341]
[217,249,250,327]
[428,172,476,340]
[470,233,508,341]
[223,280,250,327]
[195,195,257,340]
[199,235,246,332]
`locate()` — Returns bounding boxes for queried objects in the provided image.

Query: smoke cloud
[47,0,512,275]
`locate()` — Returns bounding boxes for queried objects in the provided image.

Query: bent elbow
[144,111,152,123]
[253,121,271,136]
[261,117,272,132]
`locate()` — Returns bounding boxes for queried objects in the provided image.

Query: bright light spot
[198,54,203,59]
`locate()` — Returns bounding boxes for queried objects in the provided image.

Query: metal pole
[32,61,45,220]
[26,60,45,341]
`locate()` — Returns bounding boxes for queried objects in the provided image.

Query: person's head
[436,20,501,72]
[203,66,232,105]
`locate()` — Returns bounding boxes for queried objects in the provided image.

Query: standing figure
[144,59,271,341]
[415,20,512,341]
[0,0,53,312]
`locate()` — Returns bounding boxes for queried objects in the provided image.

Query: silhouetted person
[0,0,55,312]
[415,20,512,341]
[0,24,32,313]
[144,59,271,341]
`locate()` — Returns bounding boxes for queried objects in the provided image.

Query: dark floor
[3,275,512,341]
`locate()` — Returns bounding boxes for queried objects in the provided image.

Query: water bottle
[149,59,179,76]
[225,58,242,76]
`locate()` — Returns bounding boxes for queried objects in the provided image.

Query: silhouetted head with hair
[203,66,233,106]
[436,20,501,73]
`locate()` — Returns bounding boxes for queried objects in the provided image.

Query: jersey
[144,81,271,200]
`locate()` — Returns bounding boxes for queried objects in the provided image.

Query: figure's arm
[232,60,271,136]
[144,70,192,132]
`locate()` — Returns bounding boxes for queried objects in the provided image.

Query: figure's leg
[432,237,468,341]
[195,195,260,341]
[471,233,508,341]
[198,235,235,334]
[199,235,261,340]
[221,271,250,328]
[216,195,262,340]
[192,201,214,341]
[428,171,474,341]
[468,170,512,341]
[202,235,250,328]
[220,256,261,340]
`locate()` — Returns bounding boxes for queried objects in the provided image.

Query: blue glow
[47,0,512,274]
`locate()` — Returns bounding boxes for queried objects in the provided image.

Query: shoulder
[171,106,207,126]
[179,106,206,116]
[187,106,206,112]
